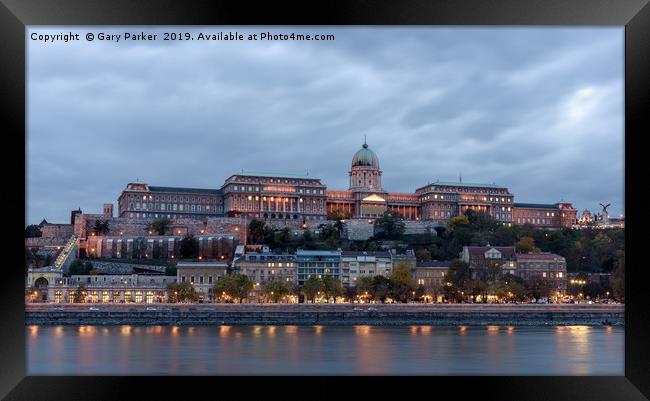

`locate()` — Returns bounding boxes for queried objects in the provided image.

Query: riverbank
[25,303,624,326]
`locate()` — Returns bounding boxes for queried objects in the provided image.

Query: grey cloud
[27,27,624,223]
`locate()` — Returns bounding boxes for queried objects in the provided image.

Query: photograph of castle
[25,26,624,376]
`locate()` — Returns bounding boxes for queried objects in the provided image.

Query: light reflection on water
[26,325,624,375]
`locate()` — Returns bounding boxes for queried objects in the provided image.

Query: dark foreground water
[27,325,623,375]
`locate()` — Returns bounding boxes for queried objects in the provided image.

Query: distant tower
[103,203,114,218]
[349,139,382,191]
[71,208,82,224]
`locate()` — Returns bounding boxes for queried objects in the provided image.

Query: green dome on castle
[352,141,380,168]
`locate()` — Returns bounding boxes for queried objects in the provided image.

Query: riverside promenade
[26,303,624,326]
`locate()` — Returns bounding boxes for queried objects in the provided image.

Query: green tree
[515,236,540,253]
[610,250,624,300]
[213,274,254,303]
[165,265,177,276]
[167,281,198,303]
[374,212,406,240]
[248,218,269,245]
[416,248,432,262]
[148,217,172,235]
[389,261,415,303]
[93,219,110,235]
[69,260,92,275]
[300,230,316,249]
[327,209,349,220]
[261,278,291,303]
[179,234,199,258]
[301,276,323,303]
[73,285,87,303]
[447,259,471,291]
[321,275,343,303]
[447,215,469,232]
[25,225,42,238]
[465,210,500,233]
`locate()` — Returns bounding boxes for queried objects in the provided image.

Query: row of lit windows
[128,212,217,219]
[125,193,219,204]
[230,184,325,195]
[130,202,215,212]
[57,290,160,304]
[517,218,551,225]
[431,186,509,194]
[180,274,224,285]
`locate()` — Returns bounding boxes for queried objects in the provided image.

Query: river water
[27,325,623,375]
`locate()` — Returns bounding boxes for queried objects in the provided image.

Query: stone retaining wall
[26,308,624,326]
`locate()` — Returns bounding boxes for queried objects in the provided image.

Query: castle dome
[351,142,380,169]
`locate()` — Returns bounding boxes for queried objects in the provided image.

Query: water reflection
[27,325,624,375]
[355,325,371,336]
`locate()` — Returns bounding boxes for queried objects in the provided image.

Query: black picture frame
[1,0,649,399]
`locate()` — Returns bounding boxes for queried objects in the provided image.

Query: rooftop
[296,249,342,256]
[431,181,504,189]
[416,261,450,268]
[176,262,229,268]
[231,171,318,180]
[516,252,565,260]
[341,251,392,258]
[514,203,559,209]
[465,246,517,258]
[147,186,222,195]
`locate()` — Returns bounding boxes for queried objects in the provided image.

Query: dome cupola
[351,141,380,169]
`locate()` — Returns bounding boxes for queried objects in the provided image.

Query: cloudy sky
[27,27,624,225]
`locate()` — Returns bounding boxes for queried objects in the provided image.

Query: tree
[515,236,540,253]
[93,219,110,235]
[446,259,471,291]
[167,281,198,303]
[300,230,316,249]
[610,250,624,300]
[213,274,254,303]
[319,224,342,249]
[69,260,92,275]
[165,265,177,276]
[389,261,415,303]
[261,278,291,303]
[327,209,349,221]
[301,276,323,303]
[148,217,172,235]
[321,275,343,303]
[73,285,87,303]
[465,210,500,233]
[416,248,432,262]
[179,234,199,258]
[25,225,42,238]
[374,212,405,240]
[447,215,469,232]
[248,218,270,245]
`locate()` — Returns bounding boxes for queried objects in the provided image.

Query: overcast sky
[27,27,624,225]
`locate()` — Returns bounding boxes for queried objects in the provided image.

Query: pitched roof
[416,261,450,268]
[341,251,392,258]
[233,171,317,180]
[465,246,516,258]
[148,186,222,195]
[516,252,565,260]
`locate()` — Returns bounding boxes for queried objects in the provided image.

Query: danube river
[27,325,623,375]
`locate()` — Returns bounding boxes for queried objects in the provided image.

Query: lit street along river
[27,325,623,375]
